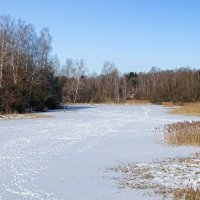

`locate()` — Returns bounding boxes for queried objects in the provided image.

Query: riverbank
[0,113,53,120]
[170,102,200,117]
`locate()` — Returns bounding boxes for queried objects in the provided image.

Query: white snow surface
[0,105,199,200]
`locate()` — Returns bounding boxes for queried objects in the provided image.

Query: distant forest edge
[0,16,200,114]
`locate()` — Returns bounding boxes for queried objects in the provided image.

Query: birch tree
[73,59,86,103]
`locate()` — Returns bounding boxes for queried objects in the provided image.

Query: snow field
[0,105,199,200]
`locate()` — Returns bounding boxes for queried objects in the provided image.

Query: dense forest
[0,16,200,114]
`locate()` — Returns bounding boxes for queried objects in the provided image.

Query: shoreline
[0,113,54,120]
[1,101,200,120]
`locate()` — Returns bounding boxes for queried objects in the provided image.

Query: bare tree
[73,59,86,103]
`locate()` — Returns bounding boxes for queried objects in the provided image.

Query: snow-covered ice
[0,105,199,200]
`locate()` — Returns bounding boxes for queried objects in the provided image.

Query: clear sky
[0,0,200,73]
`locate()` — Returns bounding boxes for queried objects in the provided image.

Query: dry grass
[25,113,54,119]
[72,100,151,105]
[126,99,151,105]
[108,152,200,200]
[0,113,53,120]
[162,102,176,107]
[170,102,200,117]
[156,121,200,146]
[173,187,200,200]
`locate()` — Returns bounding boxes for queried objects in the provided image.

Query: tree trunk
[0,28,5,88]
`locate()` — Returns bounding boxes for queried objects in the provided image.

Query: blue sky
[0,0,200,73]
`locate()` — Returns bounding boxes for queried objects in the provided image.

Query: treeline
[136,67,200,103]
[0,16,60,113]
[60,63,200,104]
[0,16,200,114]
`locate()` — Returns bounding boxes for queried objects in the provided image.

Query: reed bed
[170,102,200,116]
[158,121,200,146]
[173,187,200,200]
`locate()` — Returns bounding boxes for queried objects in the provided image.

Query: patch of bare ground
[155,121,200,146]
[169,102,200,117]
[0,113,53,120]
[108,152,200,199]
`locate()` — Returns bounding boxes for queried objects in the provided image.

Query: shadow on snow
[49,105,95,112]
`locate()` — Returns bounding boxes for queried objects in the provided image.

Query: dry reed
[173,187,200,200]
[156,121,200,146]
[170,102,200,116]
[0,113,53,120]
[108,152,200,200]
[162,102,176,107]
[126,99,151,105]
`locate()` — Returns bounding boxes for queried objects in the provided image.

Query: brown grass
[72,100,151,105]
[0,113,53,120]
[170,102,200,117]
[173,187,200,200]
[126,99,151,105]
[156,121,200,146]
[162,101,176,107]
[108,152,200,199]
[25,113,54,119]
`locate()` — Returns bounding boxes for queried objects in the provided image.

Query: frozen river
[0,105,199,200]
